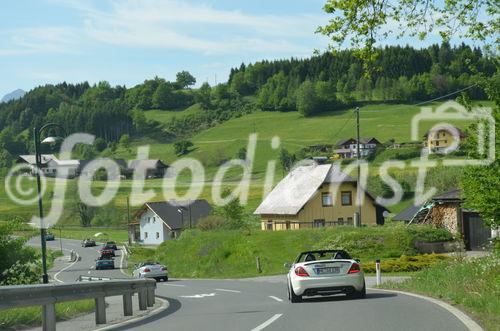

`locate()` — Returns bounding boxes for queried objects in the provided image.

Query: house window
[144,232,148,239]
[153,217,156,223]
[436,141,440,146]
[341,191,352,206]
[156,232,160,239]
[147,217,151,223]
[337,218,344,225]
[347,217,353,225]
[313,219,325,228]
[322,193,332,206]
[266,221,273,230]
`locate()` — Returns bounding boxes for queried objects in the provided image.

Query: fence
[0,279,156,331]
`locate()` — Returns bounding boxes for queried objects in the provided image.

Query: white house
[17,154,79,177]
[333,137,381,158]
[132,200,212,245]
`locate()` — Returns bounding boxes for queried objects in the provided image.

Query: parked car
[99,247,115,257]
[95,256,114,270]
[133,262,168,281]
[104,242,118,250]
[45,233,55,241]
[285,249,365,303]
[82,239,96,247]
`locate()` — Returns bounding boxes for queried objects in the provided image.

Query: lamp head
[41,136,62,144]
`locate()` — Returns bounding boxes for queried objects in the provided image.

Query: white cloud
[0,0,328,56]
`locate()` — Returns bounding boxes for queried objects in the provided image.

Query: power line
[412,84,478,107]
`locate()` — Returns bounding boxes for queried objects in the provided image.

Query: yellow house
[423,126,466,154]
[254,164,387,230]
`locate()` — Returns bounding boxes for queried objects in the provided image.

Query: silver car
[286,250,366,303]
[133,262,168,281]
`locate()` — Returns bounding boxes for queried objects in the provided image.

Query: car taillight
[348,263,361,274]
[294,266,309,277]
[143,268,151,272]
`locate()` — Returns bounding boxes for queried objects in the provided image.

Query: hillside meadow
[0,101,491,227]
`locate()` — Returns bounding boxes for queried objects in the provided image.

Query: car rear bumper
[291,274,364,296]
[140,272,168,279]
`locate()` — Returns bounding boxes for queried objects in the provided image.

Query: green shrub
[362,253,450,273]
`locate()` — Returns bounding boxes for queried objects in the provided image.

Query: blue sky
[0,0,484,98]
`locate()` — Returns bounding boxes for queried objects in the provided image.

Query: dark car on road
[82,239,96,247]
[95,256,114,270]
[45,232,55,241]
[104,242,118,250]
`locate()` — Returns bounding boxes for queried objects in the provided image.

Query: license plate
[316,267,340,274]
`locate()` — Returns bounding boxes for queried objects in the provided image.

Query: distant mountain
[1,89,26,103]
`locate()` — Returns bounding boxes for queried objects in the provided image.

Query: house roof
[254,164,332,215]
[18,154,56,165]
[254,163,377,215]
[139,199,212,230]
[423,126,467,138]
[392,204,423,221]
[432,188,462,202]
[336,137,381,146]
[392,188,463,221]
[128,159,168,170]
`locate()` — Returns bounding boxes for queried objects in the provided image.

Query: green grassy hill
[0,100,491,225]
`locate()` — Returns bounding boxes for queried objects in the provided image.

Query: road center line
[162,283,186,287]
[54,251,80,283]
[252,314,283,331]
[215,288,241,293]
[268,296,283,302]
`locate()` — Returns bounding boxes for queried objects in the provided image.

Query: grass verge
[381,254,500,331]
[128,224,454,278]
[0,299,94,330]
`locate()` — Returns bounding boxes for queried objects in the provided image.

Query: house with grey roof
[334,137,381,158]
[131,199,212,245]
[393,188,492,250]
[127,159,168,178]
[17,154,79,177]
[254,163,387,230]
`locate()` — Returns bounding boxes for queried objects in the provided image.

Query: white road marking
[119,248,128,276]
[252,314,283,331]
[161,283,186,287]
[54,251,80,283]
[180,293,216,298]
[215,288,241,293]
[268,296,283,302]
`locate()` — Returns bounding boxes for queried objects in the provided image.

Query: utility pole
[354,107,362,227]
[127,196,131,245]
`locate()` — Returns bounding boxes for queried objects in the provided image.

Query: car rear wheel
[348,282,366,299]
[288,281,302,303]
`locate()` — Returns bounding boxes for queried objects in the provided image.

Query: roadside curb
[94,297,169,331]
[368,287,483,331]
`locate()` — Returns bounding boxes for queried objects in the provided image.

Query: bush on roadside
[197,215,227,231]
[362,253,450,273]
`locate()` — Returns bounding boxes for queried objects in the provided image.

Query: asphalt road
[30,238,470,331]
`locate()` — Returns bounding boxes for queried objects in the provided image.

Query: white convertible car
[286,250,366,302]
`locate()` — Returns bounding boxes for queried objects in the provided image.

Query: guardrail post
[42,303,56,331]
[138,289,148,310]
[147,287,155,307]
[123,293,133,316]
[95,296,107,324]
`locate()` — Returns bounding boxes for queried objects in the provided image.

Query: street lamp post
[33,123,66,284]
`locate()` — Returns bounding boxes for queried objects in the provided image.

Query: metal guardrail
[0,279,156,331]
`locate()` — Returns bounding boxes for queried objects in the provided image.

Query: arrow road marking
[215,288,241,293]
[252,314,283,331]
[180,293,217,298]
[268,296,283,302]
